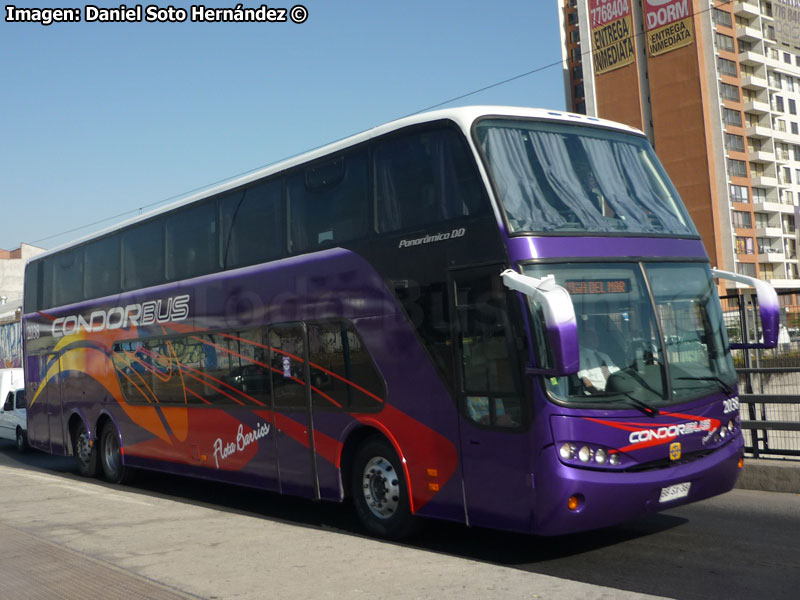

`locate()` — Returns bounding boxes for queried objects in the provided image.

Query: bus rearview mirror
[711,268,780,349]
[501,270,580,375]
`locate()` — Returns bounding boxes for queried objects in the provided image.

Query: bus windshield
[474,118,697,236]
[524,262,736,409]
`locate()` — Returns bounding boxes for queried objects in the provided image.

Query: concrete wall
[0,244,45,304]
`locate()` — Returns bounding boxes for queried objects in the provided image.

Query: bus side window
[84,235,121,300]
[122,219,165,291]
[287,151,368,253]
[374,127,486,233]
[307,321,384,412]
[223,181,282,269]
[166,199,219,281]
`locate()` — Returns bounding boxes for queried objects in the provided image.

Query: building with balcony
[558,0,800,300]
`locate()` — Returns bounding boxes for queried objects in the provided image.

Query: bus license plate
[659,482,691,503]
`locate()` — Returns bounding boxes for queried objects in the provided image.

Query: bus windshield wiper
[675,376,735,396]
[620,393,660,417]
[589,391,660,417]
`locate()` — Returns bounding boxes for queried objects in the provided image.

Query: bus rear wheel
[73,421,97,477]
[351,437,417,539]
[99,423,132,484]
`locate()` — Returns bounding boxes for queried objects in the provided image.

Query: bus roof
[29,106,644,262]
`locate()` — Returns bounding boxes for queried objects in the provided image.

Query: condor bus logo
[628,419,713,445]
[51,294,190,338]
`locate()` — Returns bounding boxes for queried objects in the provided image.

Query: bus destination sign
[565,279,630,295]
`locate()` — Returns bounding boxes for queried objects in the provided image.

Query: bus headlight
[560,443,576,460]
[557,442,623,468]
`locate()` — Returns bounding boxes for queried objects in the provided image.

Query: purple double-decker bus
[22,107,778,538]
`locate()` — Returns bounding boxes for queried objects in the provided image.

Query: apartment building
[558,0,800,301]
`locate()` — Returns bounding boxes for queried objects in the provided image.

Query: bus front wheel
[99,423,132,484]
[351,436,417,539]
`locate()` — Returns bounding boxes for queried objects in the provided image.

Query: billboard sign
[774,1,800,47]
[589,0,635,75]
[644,0,695,56]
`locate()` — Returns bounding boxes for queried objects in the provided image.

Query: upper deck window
[373,127,486,233]
[474,119,697,236]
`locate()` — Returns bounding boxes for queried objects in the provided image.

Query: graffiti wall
[0,321,22,368]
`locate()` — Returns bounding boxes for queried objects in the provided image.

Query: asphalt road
[1,441,798,600]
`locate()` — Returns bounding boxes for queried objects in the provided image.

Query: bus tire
[99,423,132,484]
[351,436,417,539]
[15,428,28,453]
[73,421,97,477]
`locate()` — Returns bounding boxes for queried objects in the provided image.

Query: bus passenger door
[450,266,534,532]
[269,323,319,500]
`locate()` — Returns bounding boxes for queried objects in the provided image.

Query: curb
[736,459,800,494]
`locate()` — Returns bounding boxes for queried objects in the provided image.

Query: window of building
[732,210,753,228]
[720,82,740,101]
[775,95,785,112]
[760,263,775,280]
[757,238,775,254]
[755,212,770,228]
[730,184,749,203]
[786,239,797,259]
[783,167,792,184]
[713,8,733,27]
[723,108,743,127]
[725,133,745,152]
[736,262,757,277]
[736,236,755,254]
[753,188,767,202]
[717,57,737,77]
[790,99,797,115]
[793,122,799,135]
[727,158,748,177]
[785,52,793,64]
[715,32,735,52]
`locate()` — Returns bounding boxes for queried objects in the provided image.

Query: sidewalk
[737,457,800,494]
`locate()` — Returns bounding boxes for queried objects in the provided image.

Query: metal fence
[722,292,800,459]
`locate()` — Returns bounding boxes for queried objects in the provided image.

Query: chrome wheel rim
[362,456,400,519]
[76,431,92,465]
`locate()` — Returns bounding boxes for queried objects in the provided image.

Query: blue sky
[1,1,566,251]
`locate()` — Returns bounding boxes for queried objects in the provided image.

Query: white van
[0,368,27,451]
